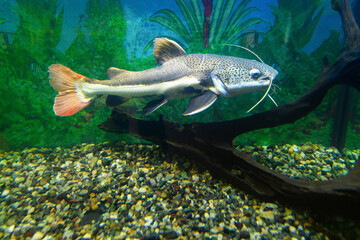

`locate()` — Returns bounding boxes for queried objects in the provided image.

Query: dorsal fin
[153,38,186,65]
[107,67,128,79]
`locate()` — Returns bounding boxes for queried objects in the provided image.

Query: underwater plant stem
[331,86,353,150]
[202,0,213,48]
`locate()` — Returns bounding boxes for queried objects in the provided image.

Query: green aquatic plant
[0,0,135,150]
[12,0,64,68]
[86,0,126,69]
[147,0,261,52]
[233,0,356,149]
[66,0,127,77]
[275,0,325,49]
[259,0,325,65]
[253,0,327,100]
[0,0,65,150]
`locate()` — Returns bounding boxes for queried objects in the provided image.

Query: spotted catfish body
[48,38,278,117]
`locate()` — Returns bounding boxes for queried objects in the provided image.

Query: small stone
[210,211,217,220]
[301,145,314,153]
[139,168,149,174]
[134,204,142,211]
[14,177,25,183]
[321,165,331,173]
[180,171,188,179]
[28,207,35,214]
[83,233,91,239]
[149,179,156,187]
[126,194,132,203]
[144,216,153,227]
[288,147,294,154]
[165,174,174,181]
[263,203,278,210]
[8,225,15,233]
[90,198,99,211]
[163,231,178,239]
[239,230,250,239]
[138,187,147,194]
[1,189,10,197]
[260,210,274,222]
[142,233,160,240]
[31,231,44,240]
[192,174,199,182]
[79,189,88,196]
[289,225,297,234]
[86,153,93,159]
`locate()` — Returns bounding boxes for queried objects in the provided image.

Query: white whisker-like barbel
[49,38,278,117]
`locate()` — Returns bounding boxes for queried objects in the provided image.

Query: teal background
[0,0,359,151]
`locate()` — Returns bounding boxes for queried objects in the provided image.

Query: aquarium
[0,0,359,239]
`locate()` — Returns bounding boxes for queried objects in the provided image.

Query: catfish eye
[250,69,261,79]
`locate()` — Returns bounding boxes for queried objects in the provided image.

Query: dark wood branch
[332,0,360,49]
[98,0,360,218]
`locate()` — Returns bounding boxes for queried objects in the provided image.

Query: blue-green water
[0,1,360,239]
[0,0,359,151]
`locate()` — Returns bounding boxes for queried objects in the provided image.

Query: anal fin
[142,98,169,116]
[183,91,218,116]
[106,95,129,107]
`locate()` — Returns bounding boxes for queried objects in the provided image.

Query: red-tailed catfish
[49,38,278,117]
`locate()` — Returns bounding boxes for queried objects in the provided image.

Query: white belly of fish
[79,76,202,99]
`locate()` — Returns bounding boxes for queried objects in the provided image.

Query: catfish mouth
[255,79,271,87]
[245,71,278,112]
[226,79,270,96]
[260,71,277,82]
[259,76,270,81]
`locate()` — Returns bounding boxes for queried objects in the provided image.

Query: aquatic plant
[0,0,65,150]
[259,0,325,65]
[147,0,261,52]
[237,0,349,148]
[0,0,133,150]
[12,0,64,68]
[66,0,127,76]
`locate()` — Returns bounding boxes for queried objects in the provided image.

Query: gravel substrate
[237,143,358,181]
[0,142,359,239]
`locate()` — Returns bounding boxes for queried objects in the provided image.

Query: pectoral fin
[211,73,229,96]
[142,98,169,116]
[183,91,218,116]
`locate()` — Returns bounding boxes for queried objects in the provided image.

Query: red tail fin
[49,64,92,116]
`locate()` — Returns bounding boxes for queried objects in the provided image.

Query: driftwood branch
[99,0,360,217]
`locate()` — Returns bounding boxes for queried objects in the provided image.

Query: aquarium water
[0,0,359,239]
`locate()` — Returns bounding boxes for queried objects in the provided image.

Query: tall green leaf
[224,17,262,43]
[175,0,200,38]
[209,0,225,45]
[189,0,203,36]
[148,0,261,52]
[149,9,191,43]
